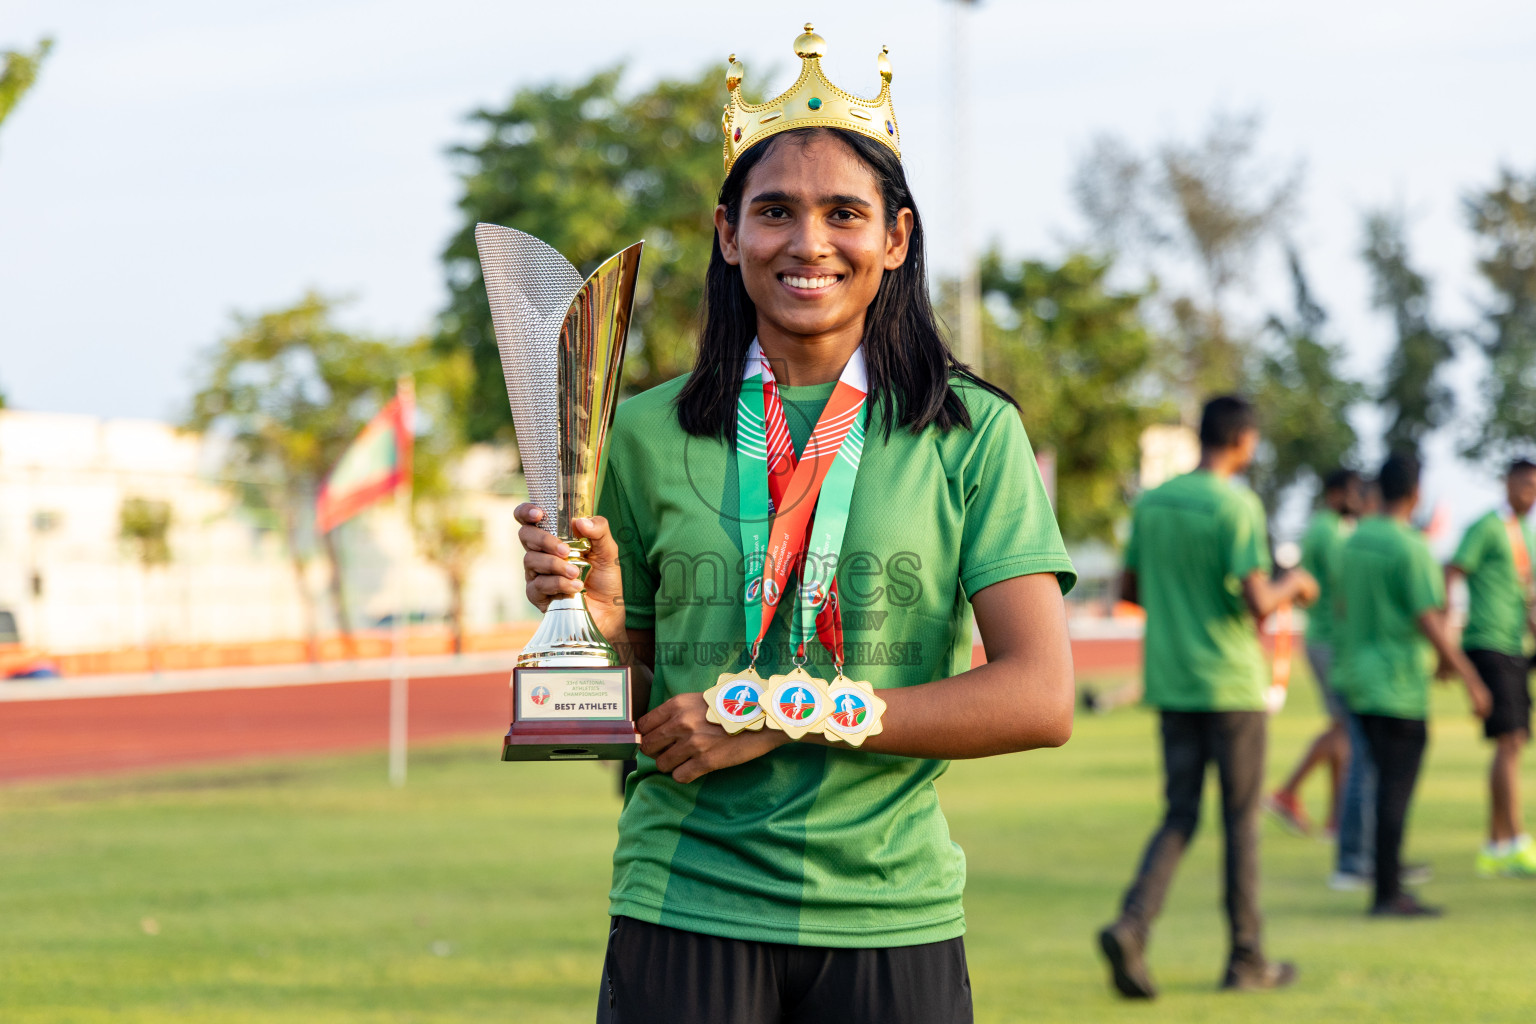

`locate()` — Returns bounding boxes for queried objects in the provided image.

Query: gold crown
[722,23,900,175]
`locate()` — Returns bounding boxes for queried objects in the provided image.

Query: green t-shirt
[1451,510,1534,657]
[597,373,1075,948]
[1300,509,1347,649]
[1123,470,1271,711]
[1332,516,1444,720]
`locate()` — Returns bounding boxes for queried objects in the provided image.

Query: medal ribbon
[736,339,867,670]
[1505,514,1534,601]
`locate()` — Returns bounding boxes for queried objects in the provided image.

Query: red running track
[0,639,1144,784]
[0,672,511,784]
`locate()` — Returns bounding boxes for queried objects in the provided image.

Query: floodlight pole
[952,0,982,371]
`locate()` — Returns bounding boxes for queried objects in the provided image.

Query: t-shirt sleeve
[1402,537,1446,618]
[596,447,658,632]
[1450,517,1488,573]
[957,404,1077,599]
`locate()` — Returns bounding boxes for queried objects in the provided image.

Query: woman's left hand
[639,693,788,784]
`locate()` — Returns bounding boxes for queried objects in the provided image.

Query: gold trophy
[475,224,643,761]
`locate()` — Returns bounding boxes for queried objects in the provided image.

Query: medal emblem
[763,667,831,739]
[703,669,768,734]
[821,678,886,747]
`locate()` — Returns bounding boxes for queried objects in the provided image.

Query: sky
[2,0,1534,536]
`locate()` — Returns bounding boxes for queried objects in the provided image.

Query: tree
[409,348,487,654]
[186,294,407,655]
[1073,113,1300,420]
[0,36,51,147]
[0,36,52,403]
[1464,167,1536,463]
[1249,249,1364,510]
[979,250,1162,543]
[437,65,723,442]
[119,497,172,659]
[119,497,172,568]
[1361,210,1456,458]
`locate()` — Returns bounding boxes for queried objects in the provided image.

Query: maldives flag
[315,380,414,534]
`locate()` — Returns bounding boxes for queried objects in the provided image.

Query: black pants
[596,916,973,1024]
[1118,711,1267,970]
[1357,714,1428,907]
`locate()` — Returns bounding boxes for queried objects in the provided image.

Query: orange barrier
[4,624,1301,682]
[0,624,539,679]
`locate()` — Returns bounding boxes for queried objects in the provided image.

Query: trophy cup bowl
[475,224,644,761]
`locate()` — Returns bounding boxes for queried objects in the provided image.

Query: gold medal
[762,666,832,740]
[821,676,886,747]
[702,668,769,734]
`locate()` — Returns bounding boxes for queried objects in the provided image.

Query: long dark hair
[675,126,1014,443]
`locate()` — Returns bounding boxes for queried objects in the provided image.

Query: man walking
[1447,459,1536,878]
[1268,469,1364,836]
[1333,454,1492,916]
[1098,396,1318,998]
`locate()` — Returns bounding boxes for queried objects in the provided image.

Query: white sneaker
[1328,870,1370,891]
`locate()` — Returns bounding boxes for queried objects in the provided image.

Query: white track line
[0,652,520,704]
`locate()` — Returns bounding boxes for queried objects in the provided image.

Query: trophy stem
[517,592,620,668]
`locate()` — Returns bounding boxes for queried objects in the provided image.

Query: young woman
[516,26,1076,1024]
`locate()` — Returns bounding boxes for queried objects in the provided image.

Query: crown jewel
[721,23,900,175]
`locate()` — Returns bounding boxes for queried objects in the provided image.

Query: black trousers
[1357,714,1428,907]
[1118,710,1267,969]
[596,916,973,1024]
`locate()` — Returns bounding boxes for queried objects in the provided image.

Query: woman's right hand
[516,504,627,643]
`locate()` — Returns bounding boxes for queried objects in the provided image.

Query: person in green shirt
[517,27,1076,1024]
[1333,453,1492,917]
[1267,469,1365,837]
[1097,395,1319,1000]
[1446,458,1536,878]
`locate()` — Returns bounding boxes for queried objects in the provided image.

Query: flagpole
[388,375,414,788]
[388,485,409,788]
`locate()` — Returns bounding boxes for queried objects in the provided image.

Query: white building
[0,410,532,653]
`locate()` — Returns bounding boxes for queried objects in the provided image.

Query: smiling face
[714,131,912,360]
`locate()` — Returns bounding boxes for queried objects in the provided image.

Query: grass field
[3,673,1535,1023]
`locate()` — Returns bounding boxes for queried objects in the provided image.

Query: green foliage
[1159,115,1300,298]
[1361,211,1456,458]
[1463,167,1536,464]
[1250,250,1364,510]
[0,681,1528,1023]
[186,293,410,637]
[187,293,408,524]
[0,36,51,144]
[980,251,1161,543]
[438,66,724,442]
[1073,114,1299,419]
[409,350,488,652]
[118,497,173,568]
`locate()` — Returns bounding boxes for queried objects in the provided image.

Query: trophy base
[503,663,638,763]
[502,722,639,762]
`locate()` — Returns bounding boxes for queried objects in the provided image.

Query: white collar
[742,337,868,393]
